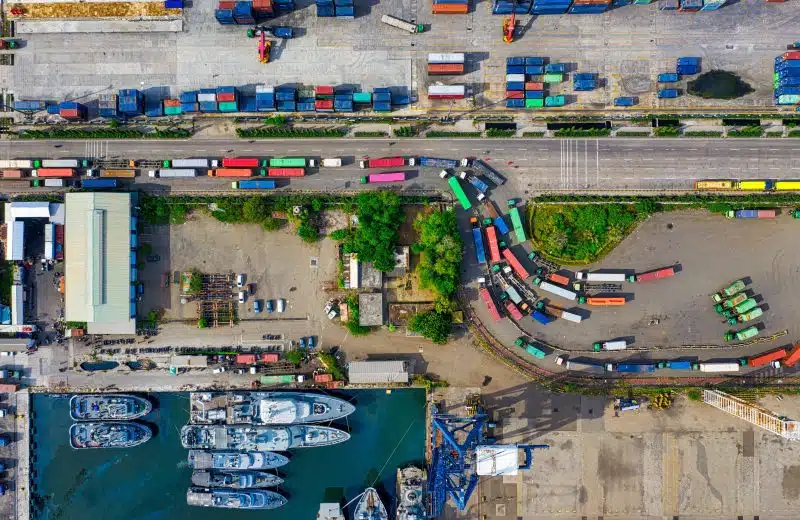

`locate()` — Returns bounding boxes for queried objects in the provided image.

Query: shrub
[522,131,546,137]
[236,127,347,138]
[727,126,762,138]
[354,131,388,137]
[486,128,516,138]
[553,127,611,137]
[426,131,482,138]
[654,126,681,137]
[409,311,453,344]
[394,126,416,137]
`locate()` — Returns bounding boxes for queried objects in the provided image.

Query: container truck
[470,218,487,265]
[531,309,554,325]
[460,172,489,193]
[447,176,472,211]
[43,179,65,187]
[418,157,457,169]
[548,273,570,286]
[745,348,787,368]
[629,266,676,283]
[504,301,523,320]
[0,160,33,169]
[233,180,276,189]
[32,168,74,177]
[665,360,693,370]
[359,156,411,169]
[712,279,746,303]
[657,72,680,83]
[149,169,198,178]
[211,168,253,177]
[309,158,342,167]
[361,171,406,184]
[695,362,740,373]
[269,157,307,168]
[720,297,757,318]
[610,363,655,373]
[593,340,627,351]
[727,306,763,325]
[380,14,424,33]
[41,159,80,168]
[535,301,582,323]
[485,225,501,263]
[468,159,506,186]
[223,157,259,168]
[724,325,759,342]
[556,357,606,374]
[508,207,526,242]
[267,168,304,177]
[578,296,625,306]
[726,209,776,219]
[81,179,117,189]
[783,344,800,367]
[503,249,530,279]
[533,277,576,301]
[515,338,546,359]
[577,271,627,282]
[714,292,748,313]
[480,287,502,322]
[502,285,522,305]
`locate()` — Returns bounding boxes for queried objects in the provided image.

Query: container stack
[492,0,532,14]
[252,0,274,17]
[46,104,60,115]
[428,53,466,76]
[393,93,410,106]
[373,88,392,111]
[531,0,571,15]
[239,95,258,112]
[217,86,239,112]
[775,52,800,105]
[545,95,565,107]
[215,1,236,23]
[316,0,335,16]
[315,85,334,111]
[276,87,296,111]
[505,57,548,109]
[256,85,276,111]
[164,99,182,116]
[58,101,87,120]
[676,57,700,75]
[569,0,610,13]
[98,95,118,118]
[180,91,199,113]
[699,0,724,9]
[334,88,354,112]
[428,85,465,100]
[573,73,596,91]
[334,0,355,18]
[353,91,372,108]
[198,88,218,112]
[145,96,163,117]
[233,1,255,23]
[118,89,143,115]
[678,0,702,10]
[273,0,295,13]
[432,0,468,15]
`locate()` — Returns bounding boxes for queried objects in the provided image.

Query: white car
[277,298,286,313]
[0,352,14,357]
[236,274,245,288]
[238,291,246,304]
[212,367,226,374]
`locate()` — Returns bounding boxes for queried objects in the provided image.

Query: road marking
[730,148,740,151]
[312,149,321,152]
[242,149,253,152]
[197,149,207,152]
[288,149,297,152]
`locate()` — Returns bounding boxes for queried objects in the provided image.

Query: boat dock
[16,389,30,520]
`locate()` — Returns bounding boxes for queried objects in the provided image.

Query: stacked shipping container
[569,0,611,14]
[505,57,556,109]
[428,53,465,75]
[373,87,392,111]
[118,89,143,115]
[432,0,468,14]
[58,101,86,120]
[775,51,800,105]
[98,94,118,117]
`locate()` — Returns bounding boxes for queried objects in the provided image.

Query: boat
[396,466,427,520]
[69,422,152,449]
[186,487,287,510]
[189,391,356,425]
[191,470,283,488]
[180,424,350,451]
[70,394,152,421]
[187,450,289,470]
[318,502,346,520]
[352,488,388,520]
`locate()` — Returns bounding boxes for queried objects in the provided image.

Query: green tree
[329,228,350,241]
[409,311,453,344]
[297,222,319,243]
[262,217,282,231]
[412,209,463,298]
[242,197,270,223]
[285,350,304,366]
[197,317,208,329]
[343,192,405,272]
[108,119,121,129]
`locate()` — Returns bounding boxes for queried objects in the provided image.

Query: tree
[285,350,304,366]
[343,192,405,272]
[262,217,282,231]
[297,222,319,243]
[413,209,463,298]
[409,311,452,344]
[197,317,208,329]
[242,197,270,223]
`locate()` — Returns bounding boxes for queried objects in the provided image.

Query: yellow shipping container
[736,180,767,191]
[775,181,800,191]
[695,180,734,191]
[100,169,135,178]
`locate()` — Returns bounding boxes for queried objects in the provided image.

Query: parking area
[3,0,798,110]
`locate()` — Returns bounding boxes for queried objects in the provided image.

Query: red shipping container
[267,168,305,177]
[218,1,235,7]
[0,384,17,393]
[506,91,524,99]
[427,63,465,75]
[2,170,23,178]
[217,93,236,102]
[748,348,787,367]
[59,109,80,119]
[164,99,181,107]
[784,51,800,61]
[549,273,570,286]
[315,85,334,95]
[757,209,776,218]
[325,380,344,389]
[211,168,253,177]
[260,353,280,363]
[784,344,800,367]
[315,99,334,110]
[236,354,257,365]
[222,157,259,168]
[35,168,74,177]
[314,373,333,383]
[432,3,469,13]
[525,82,544,91]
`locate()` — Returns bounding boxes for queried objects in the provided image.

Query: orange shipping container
[236,354,257,365]
[525,82,544,91]
[784,344,800,367]
[1,170,23,178]
[261,353,280,363]
[211,168,253,177]
[314,373,333,383]
[427,63,465,75]
[164,99,181,107]
[586,297,626,306]
[549,273,570,286]
[432,3,469,13]
[35,168,74,178]
[325,380,344,389]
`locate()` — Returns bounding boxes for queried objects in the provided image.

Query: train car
[480,288,502,322]
[774,181,800,191]
[737,180,772,191]
[485,226,501,263]
[695,180,735,191]
[747,348,787,368]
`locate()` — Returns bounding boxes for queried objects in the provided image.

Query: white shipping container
[381,14,418,33]
[506,74,526,83]
[171,159,210,168]
[42,159,78,168]
[560,311,583,323]
[577,271,627,282]
[43,179,64,187]
[538,281,577,301]
[428,85,466,96]
[698,362,740,373]
[599,340,627,351]
[156,169,198,178]
[197,93,217,102]
[321,158,342,167]
[44,240,54,261]
[255,85,275,93]
[44,223,54,242]
[428,53,465,64]
[0,160,32,169]
[505,286,522,305]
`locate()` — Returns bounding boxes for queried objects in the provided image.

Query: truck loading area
[3,0,798,111]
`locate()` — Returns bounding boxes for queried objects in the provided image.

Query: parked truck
[232,180,276,189]
[629,266,675,283]
[714,292,748,313]
[223,157,259,168]
[467,159,506,186]
[459,171,489,193]
[610,363,655,373]
[745,348,787,368]
[89,169,135,178]
[32,168,74,177]
[149,169,198,178]
[211,168,253,177]
[359,156,414,168]
[418,156,457,169]
[724,325,759,342]
[727,306,763,325]
[360,171,406,184]
[726,209,776,219]
[593,340,627,351]
[164,158,216,168]
[530,309,554,325]
[41,159,81,168]
[470,217,487,265]
[514,338,546,359]
[532,277,576,301]
[555,356,606,374]
[720,297,757,318]
[535,301,582,323]
[81,178,117,189]
[712,279,746,303]
[309,158,342,167]
[576,271,627,282]
[380,14,424,33]
[0,160,33,169]
[578,296,625,306]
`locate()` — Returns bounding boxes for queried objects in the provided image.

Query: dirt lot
[468,209,800,367]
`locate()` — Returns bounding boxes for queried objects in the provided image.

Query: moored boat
[318,502,346,520]
[352,487,388,520]
[186,487,287,510]
[69,422,152,449]
[191,470,283,488]
[181,424,350,451]
[187,450,289,470]
[189,391,356,425]
[396,466,427,520]
[70,394,152,421]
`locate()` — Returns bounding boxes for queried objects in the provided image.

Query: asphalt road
[3,137,800,194]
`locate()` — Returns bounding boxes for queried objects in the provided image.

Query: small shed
[347,360,409,384]
[358,293,384,327]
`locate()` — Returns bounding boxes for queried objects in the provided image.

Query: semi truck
[504,301,523,320]
[359,156,413,168]
[222,157,259,168]
[87,169,135,178]
[555,357,606,374]
[609,363,655,373]
[149,169,198,178]
[720,297,757,318]
[468,159,506,186]
[745,348,787,368]
[32,168,74,177]
[458,171,488,194]
[81,179,117,189]
[418,157,457,169]
[0,160,33,169]
[503,249,530,279]
[501,284,523,305]
[41,159,81,168]
[695,362,740,373]
[578,296,625,306]
[532,277,576,300]
[712,279,746,303]
[269,157,307,168]
[447,175,472,211]
[535,301,582,323]
[784,344,800,367]
[267,168,304,177]
[309,158,342,167]
[593,340,627,351]
[577,271,627,282]
[485,225,501,263]
[360,171,406,184]
[727,306,763,325]
[164,159,216,168]
[726,209,776,219]
[508,207,526,242]
[530,309,554,325]
[470,218,487,265]
[515,338,546,359]
[724,325,759,342]
[629,266,675,283]
[714,292,749,313]
[232,180,276,189]
[211,168,253,177]
[480,287,502,322]
[380,14,424,33]
[548,273,570,286]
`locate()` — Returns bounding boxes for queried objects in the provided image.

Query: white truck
[149,169,198,178]
[593,340,627,351]
[168,159,217,168]
[381,14,424,34]
[309,158,342,167]
[534,279,577,301]
[0,160,32,169]
[576,271,628,282]
[41,159,79,168]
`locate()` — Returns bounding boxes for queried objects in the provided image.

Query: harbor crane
[502,0,517,43]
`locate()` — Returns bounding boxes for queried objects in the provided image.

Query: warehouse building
[347,360,410,385]
[3,201,64,261]
[65,193,137,335]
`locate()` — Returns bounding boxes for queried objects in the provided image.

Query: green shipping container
[353,92,372,103]
[269,157,307,167]
[164,106,182,115]
[777,94,800,105]
[525,99,544,108]
[260,374,296,385]
[545,95,565,107]
[543,73,563,84]
[218,101,238,112]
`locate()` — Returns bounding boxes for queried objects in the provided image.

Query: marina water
[30,389,425,520]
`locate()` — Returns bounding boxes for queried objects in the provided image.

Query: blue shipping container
[658,89,679,98]
[373,101,392,112]
[297,102,316,112]
[82,179,118,189]
[277,101,296,111]
[181,102,199,112]
[506,65,525,74]
[531,310,554,325]
[392,95,410,105]
[494,216,510,235]
[164,0,183,7]
[614,97,636,106]
[666,360,693,370]
[238,180,277,189]
[616,363,656,373]
[525,57,545,65]
[46,104,60,115]
[317,5,335,15]
[336,6,355,15]
[574,73,594,80]
[373,92,392,102]
[506,99,525,108]
[506,57,525,66]
[544,63,566,73]
[199,101,219,112]
[373,87,392,93]
[180,91,198,103]
[506,81,525,91]
[525,65,544,75]
[240,96,258,112]
[525,91,544,99]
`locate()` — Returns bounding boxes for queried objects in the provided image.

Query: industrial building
[64,193,137,335]
[3,201,64,261]
[347,360,409,384]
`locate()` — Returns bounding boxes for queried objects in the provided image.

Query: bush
[687,70,754,100]
[329,228,350,241]
[522,131,546,137]
[553,127,611,137]
[197,317,208,329]
[262,217,282,231]
[412,209,463,298]
[727,126,762,137]
[654,126,681,137]
[354,131,388,137]
[486,128,516,138]
[264,115,287,126]
[236,127,347,138]
[426,131,482,138]
[409,311,453,344]
[615,131,651,137]
[20,126,191,139]
[242,197,271,223]
[285,350,304,366]
[687,389,702,401]
[187,270,203,294]
[789,130,800,138]
[317,351,346,381]
[297,221,319,243]
[684,131,723,137]
[394,126,416,137]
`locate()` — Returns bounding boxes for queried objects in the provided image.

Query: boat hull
[352,488,388,520]
[69,422,152,449]
[187,450,289,470]
[181,424,350,451]
[191,470,284,488]
[70,394,152,421]
[189,391,355,425]
[186,487,287,510]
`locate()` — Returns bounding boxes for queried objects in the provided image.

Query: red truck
[358,156,412,169]
[211,168,253,177]
[236,354,257,364]
[480,287,502,322]
[631,266,676,283]
[505,301,523,320]
[549,273,570,286]
[267,168,305,177]
[748,348,787,368]
[223,157,259,168]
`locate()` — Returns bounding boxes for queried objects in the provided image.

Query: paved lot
[2,0,799,110]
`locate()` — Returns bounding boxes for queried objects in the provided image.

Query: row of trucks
[556,351,799,374]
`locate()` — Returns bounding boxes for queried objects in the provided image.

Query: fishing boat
[187,450,289,470]
[318,502,346,520]
[180,424,350,451]
[69,422,152,449]
[70,394,152,421]
[352,488,388,520]
[396,466,427,520]
[189,391,356,425]
[186,487,287,510]
[191,470,283,488]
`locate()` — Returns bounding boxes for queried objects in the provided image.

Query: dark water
[30,390,425,520]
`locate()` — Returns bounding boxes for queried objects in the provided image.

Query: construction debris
[6,3,181,19]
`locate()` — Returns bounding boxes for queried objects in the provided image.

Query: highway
[2,138,800,193]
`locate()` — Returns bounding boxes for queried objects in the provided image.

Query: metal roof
[65,193,135,335]
[10,285,23,325]
[347,360,409,384]
[5,221,24,261]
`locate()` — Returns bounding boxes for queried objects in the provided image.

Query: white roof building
[10,285,23,325]
[347,360,409,384]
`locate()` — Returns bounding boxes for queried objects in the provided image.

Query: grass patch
[615,131,651,137]
[766,131,785,138]
[425,131,482,138]
[530,201,658,264]
[19,127,191,139]
[684,131,723,137]
[653,126,682,137]
[317,351,346,381]
[485,128,516,138]
[727,126,763,138]
[236,127,347,138]
[522,131,546,137]
[393,126,416,137]
[687,70,754,99]
[354,131,388,137]
[553,127,611,137]
[788,130,800,138]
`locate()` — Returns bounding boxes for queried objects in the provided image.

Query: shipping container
[269,157,307,168]
[614,97,637,106]
[695,180,735,190]
[267,168,304,177]
[748,348,787,368]
[1,170,23,179]
[726,209,776,219]
[534,278,575,300]
[223,157,259,168]
[32,168,74,178]
[503,248,530,279]
[82,178,117,189]
[234,180,277,189]
[504,301,523,320]
[260,374,297,384]
[260,353,281,364]
[0,160,33,169]
[615,363,655,373]
[774,181,800,191]
[582,297,625,306]
[99,169,135,178]
[549,273,570,286]
[507,91,524,99]
[361,171,406,184]
[564,360,605,374]
[783,344,800,367]
[485,225,501,263]
[576,271,626,282]
[432,3,469,13]
[665,360,693,370]
[314,373,334,383]
[471,223,486,265]
[471,159,506,185]
[42,159,79,168]
[508,207,526,242]
[419,157,456,168]
[448,176,472,210]
[632,266,675,283]
[696,362,740,373]
[504,285,522,305]
[658,89,679,99]
[170,159,211,168]
[210,168,253,177]
[236,354,258,364]
[43,179,64,187]
[480,287,502,322]
[428,63,465,75]
[151,169,198,178]
[658,72,680,83]
[531,309,554,325]
[428,85,466,99]
[428,53,465,64]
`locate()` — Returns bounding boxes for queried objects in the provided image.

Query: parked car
[299,338,306,349]
[277,298,286,313]
[238,291,246,304]
[0,352,13,357]
[308,336,315,349]
[266,300,274,313]
[212,367,226,374]
[254,300,263,313]
[236,273,245,288]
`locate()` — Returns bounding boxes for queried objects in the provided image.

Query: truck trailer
[150,169,198,178]
[630,266,676,283]
[233,180,277,189]
[533,278,576,301]
[726,209,776,219]
[359,156,412,169]
[361,171,406,184]
[380,14,424,33]
[577,271,627,282]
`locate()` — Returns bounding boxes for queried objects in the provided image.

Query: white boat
[181,424,350,450]
[396,466,427,520]
[352,488,388,520]
[189,391,355,425]
[187,450,289,470]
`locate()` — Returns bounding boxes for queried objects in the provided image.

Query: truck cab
[439,169,449,179]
